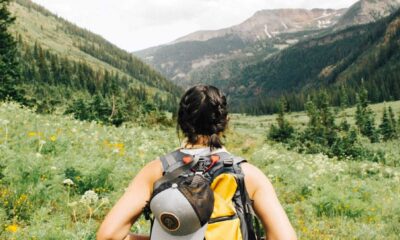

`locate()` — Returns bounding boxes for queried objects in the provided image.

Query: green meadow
[0,101,399,239]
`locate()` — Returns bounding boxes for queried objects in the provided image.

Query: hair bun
[210,133,222,149]
[177,85,228,149]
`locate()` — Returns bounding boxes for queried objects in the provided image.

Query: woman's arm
[241,163,297,240]
[97,159,163,240]
[123,233,150,240]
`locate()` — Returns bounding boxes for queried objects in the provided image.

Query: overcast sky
[31,0,359,52]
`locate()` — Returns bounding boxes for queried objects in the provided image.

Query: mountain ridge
[135,0,400,95]
[223,8,400,113]
[173,8,346,44]
[11,0,182,97]
[135,7,347,88]
[8,0,182,125]
[336,0,400,29]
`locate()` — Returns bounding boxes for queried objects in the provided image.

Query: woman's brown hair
[177,85,228,149]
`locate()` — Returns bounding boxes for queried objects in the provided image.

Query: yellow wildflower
[6,224,18,233]
[28,132,37,137]
[114,143,124,149]
[50,135,57,142]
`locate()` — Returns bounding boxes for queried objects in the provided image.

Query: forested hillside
[135,0,400,116]
[6,0,182,125]
[216,9,400,114]
[135,8,345,87]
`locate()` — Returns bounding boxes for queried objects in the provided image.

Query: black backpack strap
[155,150,207,189]
[159,149,185,174]
[207,152,260,239]
[230,155,262,240]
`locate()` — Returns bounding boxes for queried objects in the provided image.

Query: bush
[269,92,386,162]
[268,99,294,142]
[64,167,114,195]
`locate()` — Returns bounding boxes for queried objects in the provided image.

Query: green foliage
[5,0,182,126]
[379,106,397,141]
[13,31,179,126]
[398,111,400,133]
[302,93,337,147]
[137,35,246,74]
[268,99,294,142]
[1,102,400,239]
[388,106,398,138]
[0,0,24,102]
[199,9,400,115]
[65,93,174,127]
[355,87,379,143]
[64,167,114,195]
[313,192,365,218]
[14,0,182,97]
[269,92,386,162]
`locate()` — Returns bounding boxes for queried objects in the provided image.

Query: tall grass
[0,101,399,239]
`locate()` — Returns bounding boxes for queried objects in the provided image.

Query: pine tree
[0,0,23,101]
[318,92,337,146]
[398,112,400,137]
[268,98,294,142]
[354,87,379,143]
[379,107,395,141]
[339,85,349,109]
[388,106,397,137]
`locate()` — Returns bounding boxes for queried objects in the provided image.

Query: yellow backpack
[145,150,263,240]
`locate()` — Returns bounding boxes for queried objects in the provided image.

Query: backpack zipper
[208,214,237,224]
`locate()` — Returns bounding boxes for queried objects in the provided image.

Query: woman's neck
[183,135,210,149]
[184,143,209,149]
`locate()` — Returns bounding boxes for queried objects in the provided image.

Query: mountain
[175,9,345,43]
[8,0,182,125]
[335,0,400,29]
[135,0,400,115]
[135,8,346,87]
[223,8,400,114]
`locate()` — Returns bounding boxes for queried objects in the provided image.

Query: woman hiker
[97,85,297,240]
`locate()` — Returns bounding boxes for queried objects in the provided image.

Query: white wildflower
[63,179,74,186]
[67,201,78,207]
[295,165,304,171]
[0,119,9,125]
[385,168,393,175]
[101,197,110,205]
[80,190,98,205]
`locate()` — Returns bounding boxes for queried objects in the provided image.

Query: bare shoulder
[144,158,163,172]
[128,158,163,190]
[240,162,298,239]
[240,162,275,200]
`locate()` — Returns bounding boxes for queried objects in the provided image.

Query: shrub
[64,167,114,195]
[268,99,294,142]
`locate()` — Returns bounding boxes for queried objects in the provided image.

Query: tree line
[229,9,400,115]
[268,86,400,165]
[0,0,178,126]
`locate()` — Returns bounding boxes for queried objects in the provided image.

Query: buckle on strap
[223,158,233,167]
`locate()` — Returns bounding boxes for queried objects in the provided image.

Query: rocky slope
[335,0,400,29]
[175,8,345,43]
[135,8,346,87]
[136,0,400,91]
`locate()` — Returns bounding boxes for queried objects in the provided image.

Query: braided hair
[177,85,228,149]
